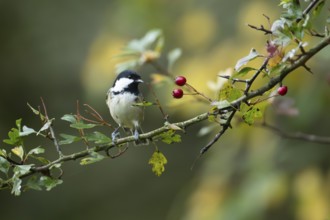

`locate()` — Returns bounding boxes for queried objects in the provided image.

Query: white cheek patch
[111,78,134,93]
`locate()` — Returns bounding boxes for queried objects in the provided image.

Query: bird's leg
[111,127,121,143]
[133,128,139,141]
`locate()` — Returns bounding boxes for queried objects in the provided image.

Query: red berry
[277,86,288,96]
[175,76,187,86]
[172,88,184,99]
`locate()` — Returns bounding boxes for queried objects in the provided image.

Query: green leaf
[0,156,10,174]
[19,125,36,137]
[26,175,42,191]
[27,103,45,121]
[59,134,82,145]
[0,149,7,157]
[39,176,63,191]
[13,164,33,176]
[11,176,22,196]
[37,120,53,135]
[15,119,22,131]
[85,132,111,144]
[242,106,263,125]
[27,147,45,156]
[80,151,105,165]
[211,100,231,110]
[219,85,243,102]
[11,146,24,161]
[149,151,167,176]
[3,127,22,146]
[29,155,50,164]
[70,121,97,129]
[158,130,181,144]
[234,67,256,77]
[61,114,77,123]
[167,48,182,71]
[235,48,260,71]
[132,101,155,107]
[127,29,162,52]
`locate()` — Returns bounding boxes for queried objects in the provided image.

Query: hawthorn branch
[260,122,330,145]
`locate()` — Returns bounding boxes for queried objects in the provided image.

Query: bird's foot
[133,129,139,141]
[111,128,121,144]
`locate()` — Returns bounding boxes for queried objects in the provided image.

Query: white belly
[107,92,143,129]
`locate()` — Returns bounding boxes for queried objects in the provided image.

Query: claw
[111,127,120,143]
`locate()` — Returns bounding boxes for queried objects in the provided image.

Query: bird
[106,70,149,146]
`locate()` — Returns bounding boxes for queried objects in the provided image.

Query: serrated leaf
[11,146,24,161]
[59,134,82,145]
[4,127,21,146]
[11,176,22,196]
[13,164,33,180]
[27,147,45,156]
[80,151,105,165]
[235,49,260,71]
[26,175,42,191]
[242,107,263,125]
[19,125,36,137]
[132,101,155,107]
[39,176,63,191]
[70,122,97,129]
[167,48,182,71]
[61,114,77,123]
[149,151,167,176]
[85,132,111,144]
[219,85,243,102]
[0,156,10,174]
[158,130,181,144]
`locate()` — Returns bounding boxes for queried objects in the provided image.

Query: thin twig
[245,57,270,94]
[199,110,236,155]
[147,83,169,121]
[185,83,213,103]
[260,122,330,145]
[247,24,273,35]
[40,97,62,157]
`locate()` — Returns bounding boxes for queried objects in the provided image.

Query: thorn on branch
[247,24,272,35]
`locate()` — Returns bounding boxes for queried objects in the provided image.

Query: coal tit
[106,70,149,146]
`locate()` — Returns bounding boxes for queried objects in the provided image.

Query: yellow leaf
[149,151,167,176]
[11,146,24,161]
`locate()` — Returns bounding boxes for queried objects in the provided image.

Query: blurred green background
[1,0,329,219]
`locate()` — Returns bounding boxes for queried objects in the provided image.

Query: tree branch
[260,122,330,145]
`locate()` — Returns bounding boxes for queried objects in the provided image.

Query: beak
[137,79,144,83]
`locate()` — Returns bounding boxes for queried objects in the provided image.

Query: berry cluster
[172,76,186,99]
